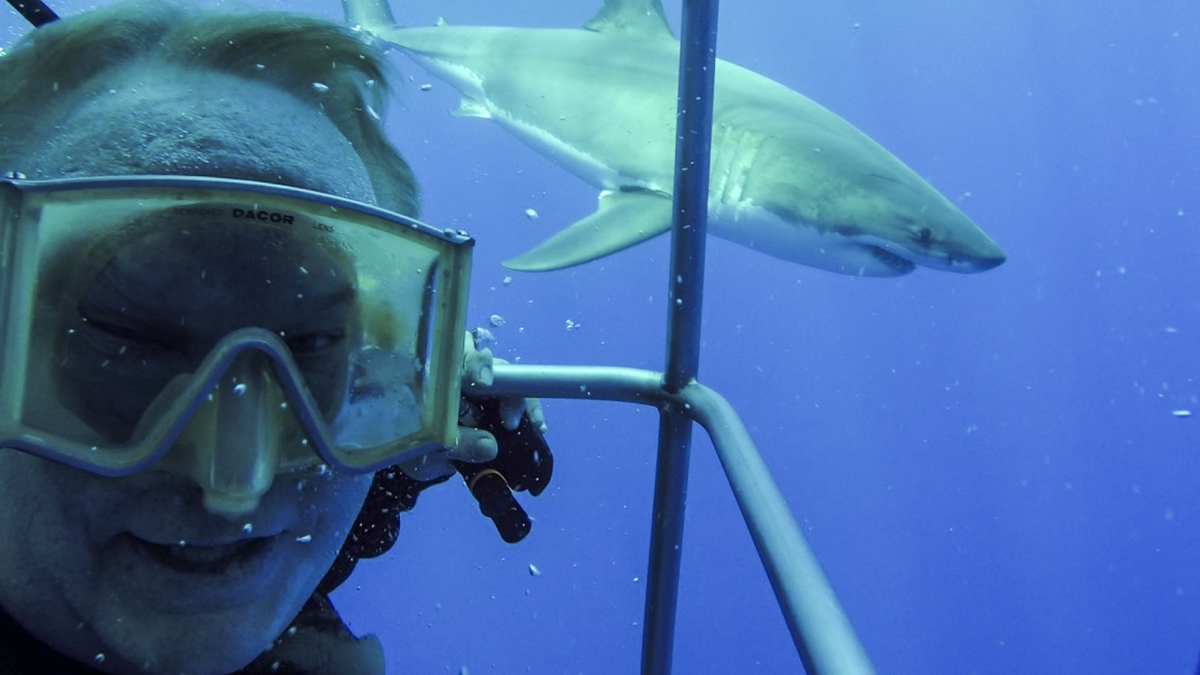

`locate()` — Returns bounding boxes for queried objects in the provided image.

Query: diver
[0,1,552,672]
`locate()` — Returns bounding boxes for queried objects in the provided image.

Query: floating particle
[419,83,433,91]
[295,534,313,543]
[524,208,539,220]
[488,314,506,327]
[232,383,247,396]
[311,82,330,93]
[1171,409,1192,418]
[502,276,513,286]
[565,319,581,330]
[528,564,541,577]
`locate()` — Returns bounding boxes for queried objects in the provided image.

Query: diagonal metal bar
[480,364,878,674]
[7,0,60,26]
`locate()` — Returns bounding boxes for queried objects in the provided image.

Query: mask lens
[0,178,471,477]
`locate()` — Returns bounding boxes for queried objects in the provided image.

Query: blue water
[6,1,1200,672]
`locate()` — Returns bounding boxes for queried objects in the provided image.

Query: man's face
[0,65,380,674]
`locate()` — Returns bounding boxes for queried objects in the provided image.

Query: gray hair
[0,0,418,215]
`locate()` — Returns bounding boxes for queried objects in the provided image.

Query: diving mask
[0,175,471,514]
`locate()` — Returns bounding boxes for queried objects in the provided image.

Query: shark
[344,0,1006,276]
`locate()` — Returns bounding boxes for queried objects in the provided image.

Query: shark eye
[913,227,933,244]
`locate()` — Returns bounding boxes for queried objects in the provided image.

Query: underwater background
[6,0,1200,672]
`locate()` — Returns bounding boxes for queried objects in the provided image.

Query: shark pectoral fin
[504,190,674,272]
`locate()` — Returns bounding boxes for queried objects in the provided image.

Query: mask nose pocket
[156,349,299,517]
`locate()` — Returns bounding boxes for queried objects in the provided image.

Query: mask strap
[7,0,59,27]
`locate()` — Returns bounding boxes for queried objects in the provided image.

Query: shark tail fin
[584,0,674,39]
[504,189,674,272]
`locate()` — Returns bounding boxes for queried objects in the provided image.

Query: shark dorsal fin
[584,0,674,40]
[343,0,396,32]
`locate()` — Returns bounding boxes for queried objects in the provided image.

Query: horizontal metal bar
[478,363,877,675]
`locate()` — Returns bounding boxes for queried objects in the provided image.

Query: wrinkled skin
[0,65,497,674]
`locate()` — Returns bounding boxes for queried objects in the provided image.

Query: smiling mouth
[130,536,272,575]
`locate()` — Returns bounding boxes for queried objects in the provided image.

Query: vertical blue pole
[663,0,718,391]
[642,0,720,673]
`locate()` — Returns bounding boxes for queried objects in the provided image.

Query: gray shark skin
[345,0,1005,276]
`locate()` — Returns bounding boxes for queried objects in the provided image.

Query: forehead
[21,63,376,202]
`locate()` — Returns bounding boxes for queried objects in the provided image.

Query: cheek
[0,452,99,568]
[295,472,373,552]
[0,454,108,652]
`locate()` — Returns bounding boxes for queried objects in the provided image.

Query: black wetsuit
[0,594,384,674]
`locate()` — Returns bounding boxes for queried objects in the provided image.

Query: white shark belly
[708,202,912,277]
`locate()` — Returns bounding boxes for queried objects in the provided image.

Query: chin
[84,536,324,674]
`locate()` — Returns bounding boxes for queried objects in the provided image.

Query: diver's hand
[396,335,544,482]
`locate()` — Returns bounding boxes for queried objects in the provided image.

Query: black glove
[454,396,553,543]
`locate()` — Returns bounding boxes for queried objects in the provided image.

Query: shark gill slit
[711,125,766,225]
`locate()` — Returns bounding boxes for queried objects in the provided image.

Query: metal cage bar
[640,0,723,671]
[480,365,877,674]
[476,0,877,671]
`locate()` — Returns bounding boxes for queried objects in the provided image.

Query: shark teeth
[867,245,916,273]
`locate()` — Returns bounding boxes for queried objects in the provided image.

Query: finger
[398,449,455,482]
[462,346,494,388]
[451,427,499,464]
[498,396,525,431]
[525,398,547,433]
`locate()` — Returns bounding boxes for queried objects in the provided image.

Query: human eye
[77,311,175,353]
[283,330,345,357]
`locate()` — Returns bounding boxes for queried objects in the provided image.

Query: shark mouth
[867,245,916,274]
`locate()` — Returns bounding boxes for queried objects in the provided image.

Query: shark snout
[968,249,1006,271]
[957,235,1007,272]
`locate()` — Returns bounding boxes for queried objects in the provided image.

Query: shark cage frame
[473,1,877,673]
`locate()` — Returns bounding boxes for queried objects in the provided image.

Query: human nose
[155,351,297,518]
